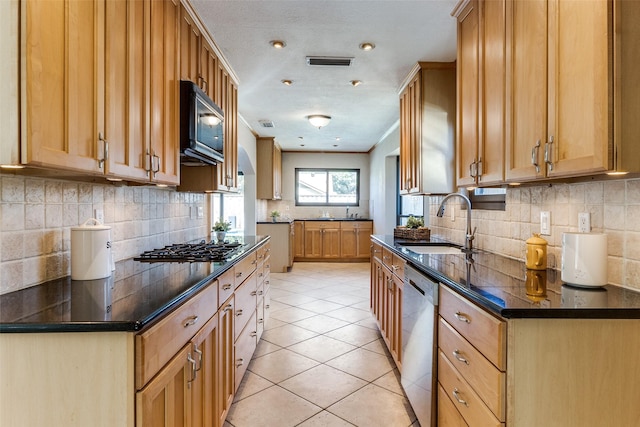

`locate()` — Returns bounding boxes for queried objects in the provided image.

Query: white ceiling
[191,0,458,153]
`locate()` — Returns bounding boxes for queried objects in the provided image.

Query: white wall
[237,118,257,235]
[265,151,371,221]
[368,123,401,235]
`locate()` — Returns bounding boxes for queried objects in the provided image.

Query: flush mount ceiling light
[307,115,331,129]
[359,42,375,51]
[281,79,293,86]
[270,40,286,49]
[350,80,362,87]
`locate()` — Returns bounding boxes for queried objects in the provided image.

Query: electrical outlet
[197,206,204,219]
[540,211,551,235]
[94,208,104,223]
[578,212,591,233]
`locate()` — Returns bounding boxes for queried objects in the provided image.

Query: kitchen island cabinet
[371,235,640,426]
[256,221,293,272]
[0,236,270,427]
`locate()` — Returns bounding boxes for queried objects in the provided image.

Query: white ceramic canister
[561,232,607,288]
[71,218,112,280]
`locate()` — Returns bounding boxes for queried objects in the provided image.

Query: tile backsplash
[429,179,640,291]
[0,174,208,295]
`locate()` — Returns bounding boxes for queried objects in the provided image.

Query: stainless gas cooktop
[134,240,245,263]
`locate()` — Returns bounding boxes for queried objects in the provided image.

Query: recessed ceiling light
[298,136,304,140]
[333,144,338,147]
[270,40,286,49]
[300,144,305,147]
[281,79,293,86]
[359,42,375,51]
[350,80,362,87]
[335,137,341,141]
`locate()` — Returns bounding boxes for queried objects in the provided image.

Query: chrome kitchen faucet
[437,192,477,254]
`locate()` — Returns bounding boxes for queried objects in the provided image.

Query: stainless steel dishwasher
[402,264,439,427]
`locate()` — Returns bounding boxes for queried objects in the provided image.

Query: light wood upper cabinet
[21,0,104,174]
[453,0,505,187]
[399,62,457,195]
[505,0,640,181]
[257,137,282,200]
[18,0,180,184]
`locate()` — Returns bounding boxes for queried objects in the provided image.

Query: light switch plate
[540,211,551,235]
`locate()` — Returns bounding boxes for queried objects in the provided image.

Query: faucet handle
[467,227,477,241]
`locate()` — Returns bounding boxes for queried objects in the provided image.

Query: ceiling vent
[259,120,275,128]
[306,56,354,67]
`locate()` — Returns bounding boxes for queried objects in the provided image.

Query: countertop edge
[0,235,272,334]
[371,235,640,320]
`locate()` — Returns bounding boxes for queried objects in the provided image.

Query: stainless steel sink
[398,242,463,255]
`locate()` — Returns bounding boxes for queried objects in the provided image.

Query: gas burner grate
[135,240,245,263]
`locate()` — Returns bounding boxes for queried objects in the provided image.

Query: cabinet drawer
[235,252,257,288]
[340,221,370,230]
[439,317,506,420]
[438,384,469,427]
[371,241,383,261]
[304,221,339,230]
[218,268,235,306]
[256,242,270,264]
[391,254,406,279]
[438,351,503,427]
[382,247,394,269]
[135,280,217,389]
[235,310,257,391]
[234,271,257,341]
[439,285,506,369]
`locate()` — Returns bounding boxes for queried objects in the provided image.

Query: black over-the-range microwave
[180,80,224,166]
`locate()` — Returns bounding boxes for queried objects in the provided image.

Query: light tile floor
[224,262,419,427]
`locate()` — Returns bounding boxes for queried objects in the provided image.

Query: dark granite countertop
[0,235,270,333]
[372,235,640,319]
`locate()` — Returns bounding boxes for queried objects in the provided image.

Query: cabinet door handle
[452,388,469,407]
[194,346,203,372]
[151,154,160,176]
[477,156,483,178]
[250,331,257,338]
[454,311,471,323]
[531,139,541,173]
[453,349,470,365]
[222,283,232,291]
[236,272,242,278]
[251,291,257,296]
[183,315,199,328]
[236,358,244,367]
[258,318,264,324]
[187,352,197,388]
[469,160,477,178]
[98,132,108,169]
[545,135,554,172]
[224,304,233,312]
[236,309,243,317]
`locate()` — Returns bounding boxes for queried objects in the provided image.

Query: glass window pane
[297,170,327,204]
[295,168,359,206]
[328,171,357,204]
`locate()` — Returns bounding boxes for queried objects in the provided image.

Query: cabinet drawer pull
[250,331,257,338]
[224,304,233,312]
[222,283,232,291]
[454,311,471,323]
[452,349,470,365]
[251,291,257,296]
[258,290,263,296]
[452,388,469,407]
[258,272,263,277]
[236,272,242,278]
[265,304,270,309]
[236,358,244,367]
[183,315,199,328]
[258,318,264,324]
[236,309,243,316]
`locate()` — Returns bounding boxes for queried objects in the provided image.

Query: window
[295,168,360,206]
[396,157,424,225]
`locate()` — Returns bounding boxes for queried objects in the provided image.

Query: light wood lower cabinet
[216,297,234,427]
[256,222,293,272]
[369,239,404,369]
[296,221,373,261]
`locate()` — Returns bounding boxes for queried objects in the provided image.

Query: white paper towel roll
[561,232,608,287]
